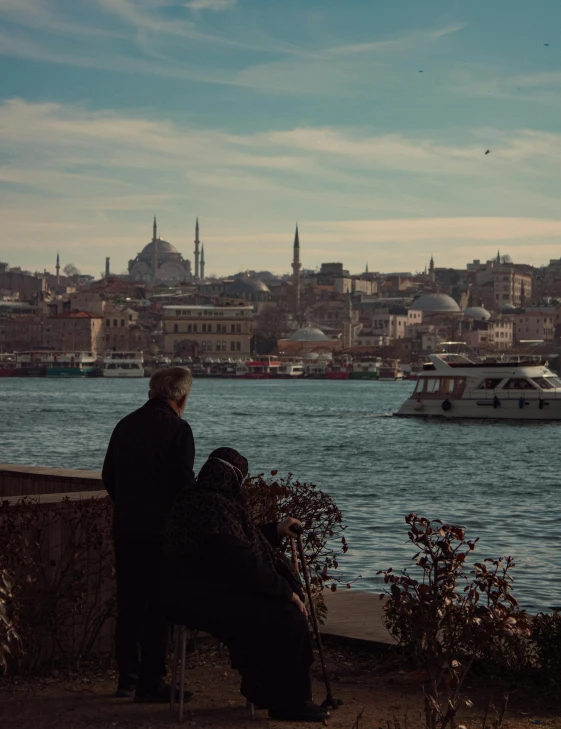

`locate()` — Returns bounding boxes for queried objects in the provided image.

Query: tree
[501,254,512,264]
[255,304,290,341]
[63,263,81,278]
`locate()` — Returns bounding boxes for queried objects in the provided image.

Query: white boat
[395,352,561,419]
[276,363,305,378]
[103,351,144,378]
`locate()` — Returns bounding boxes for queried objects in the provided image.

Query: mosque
[128,217,205,284]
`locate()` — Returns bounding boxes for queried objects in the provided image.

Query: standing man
[102,367,195,702]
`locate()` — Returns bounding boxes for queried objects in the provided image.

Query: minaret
[194,217,200,280]
[292,224,302,311]
[105,257,110,277]
[200,243,205,281]
[343,293,354,349]
[365,262,369,274]
[429,253,435,284]
[496,250,501,265]
[56,252,60,285]
[152,216,158,284]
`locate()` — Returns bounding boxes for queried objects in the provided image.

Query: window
[236,324,241,333]
[113,319,117,327]
[546,377,561,388]
[105,319,110,327]
[231,324,236,333]
[187,324,192,333]
[426,378,440,393]
[532,377,554,390]
[231,341,236,351]
[121,320,125,327]
[193,324,198,333]
[175,309,181,315]
[504,378,536,390]
[173,324,178,333]
[202,324,207,333]
[236,342,241,351]
[201,341,207,352]
[478,378,503,390]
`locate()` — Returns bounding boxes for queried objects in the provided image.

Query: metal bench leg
[178,626,188,722]
[246,700,256,720]
[170,625,180,713]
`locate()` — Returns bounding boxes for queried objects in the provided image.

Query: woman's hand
[291,592,308,617]
[277,517,302,538]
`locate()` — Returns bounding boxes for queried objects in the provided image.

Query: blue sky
[1,0,560,277]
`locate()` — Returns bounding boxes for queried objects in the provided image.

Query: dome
[289,326,329,341]
[501,303,517,313]
[464,306,491,321]
[410,293,461,313]
[224,278,271,296]
[141,240,178,255]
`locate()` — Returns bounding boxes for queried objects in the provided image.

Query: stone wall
[0,464,102,498]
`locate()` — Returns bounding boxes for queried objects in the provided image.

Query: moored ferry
[43,352,99,377]
[395,352,561,419]
[103,351,145,378]
[275,362,305,378]
[349,360,381,380]
[236,357,281,379]
[379,360,404,381]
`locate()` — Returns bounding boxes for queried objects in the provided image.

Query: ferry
[379,360,404,381]
[349,360,381,380]
[43,352,99,377]
[325,362,350,380]
[395,352,561,419]
[103,351,144,378]
[236,357,281,379]
[305,362,328,379]
[276,363,305,379]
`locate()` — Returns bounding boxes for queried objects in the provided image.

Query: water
[1,377,559,612]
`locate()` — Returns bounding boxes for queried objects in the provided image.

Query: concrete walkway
[321,590,396,649]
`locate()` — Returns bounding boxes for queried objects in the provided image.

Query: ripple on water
[0,377,559,610]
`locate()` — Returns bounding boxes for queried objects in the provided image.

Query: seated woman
[162,447,328,723]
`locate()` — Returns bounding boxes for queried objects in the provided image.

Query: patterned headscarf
[164,448,301,595]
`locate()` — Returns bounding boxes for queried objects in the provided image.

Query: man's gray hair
[149,367,193,402]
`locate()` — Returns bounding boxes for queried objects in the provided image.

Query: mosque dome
[501,303,517,313]
[141,240,179,256]
[464,306,491,321]
[289,326,329,341]
[410,293,461,313]
[224,278,271,296]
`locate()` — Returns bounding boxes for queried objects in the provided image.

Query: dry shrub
[0,496,115,673]
[379,514,531,729]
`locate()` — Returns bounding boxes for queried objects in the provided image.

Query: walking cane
[290,525,343,711]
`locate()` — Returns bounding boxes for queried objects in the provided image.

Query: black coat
[102,397,195,543]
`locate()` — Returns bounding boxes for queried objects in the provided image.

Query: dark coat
[102,397,195,543]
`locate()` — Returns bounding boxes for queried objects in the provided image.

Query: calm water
[1,377,559,612]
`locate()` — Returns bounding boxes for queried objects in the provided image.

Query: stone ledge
[0,463,102,497]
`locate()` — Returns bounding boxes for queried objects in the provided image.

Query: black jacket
[102,398,195,543]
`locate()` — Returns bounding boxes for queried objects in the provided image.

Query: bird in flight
[485,149,491,155]
[544,43,550,46]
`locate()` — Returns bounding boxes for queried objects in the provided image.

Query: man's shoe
[115,683,136,698]
[134,683,193,704]
[268,700,331,722]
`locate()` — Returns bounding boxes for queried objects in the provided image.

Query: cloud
[185,0,237,10]
[1,98,560,275]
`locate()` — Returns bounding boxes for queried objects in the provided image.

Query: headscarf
[164,448,302,595]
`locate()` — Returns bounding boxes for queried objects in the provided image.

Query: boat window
[546,376,561,388]
[532,377,554,390]
[131,363,140,369]
[414,379,426,393]
[504,378,536,390]
[446,379,455,394]
[478,378,503,389]
[426,378,440,393]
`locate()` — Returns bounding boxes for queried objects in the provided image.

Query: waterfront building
[513,308,556,343]
[128,217,193,284]
[493,266,532,307]
[103,306,140,351]
[163,304,254,357]
[44,311,104,355]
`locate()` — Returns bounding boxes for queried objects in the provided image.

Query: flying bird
[485,149,491,155]
[544,43,550,46]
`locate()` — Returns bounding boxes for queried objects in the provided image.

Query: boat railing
[414,387,561,401]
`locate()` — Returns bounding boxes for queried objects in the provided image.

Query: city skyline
[1,0,561,276]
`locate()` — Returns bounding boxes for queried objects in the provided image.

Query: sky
[0,0,560,278]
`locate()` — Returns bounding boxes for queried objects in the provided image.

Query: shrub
[532,610,561,681]
[245,470,348,594]
[0,569,20,673]
[379,514,531,729]
[0,495,115,673]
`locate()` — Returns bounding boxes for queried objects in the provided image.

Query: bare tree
[255,304,290,340]
[63,263,81,278]
[501,254,512,264]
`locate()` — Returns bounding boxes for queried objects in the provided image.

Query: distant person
[162,448,329,723]
[102,367,195,702]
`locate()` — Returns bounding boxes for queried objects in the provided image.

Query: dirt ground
[0,644,559,729]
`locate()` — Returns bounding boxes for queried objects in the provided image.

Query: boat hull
[45,367,99,378]
[349,372,379,380]
[396,396,561,420]
[103,370,144,378]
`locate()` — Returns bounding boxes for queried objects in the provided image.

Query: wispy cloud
[1,97,560,274]
[185,0,237,11]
